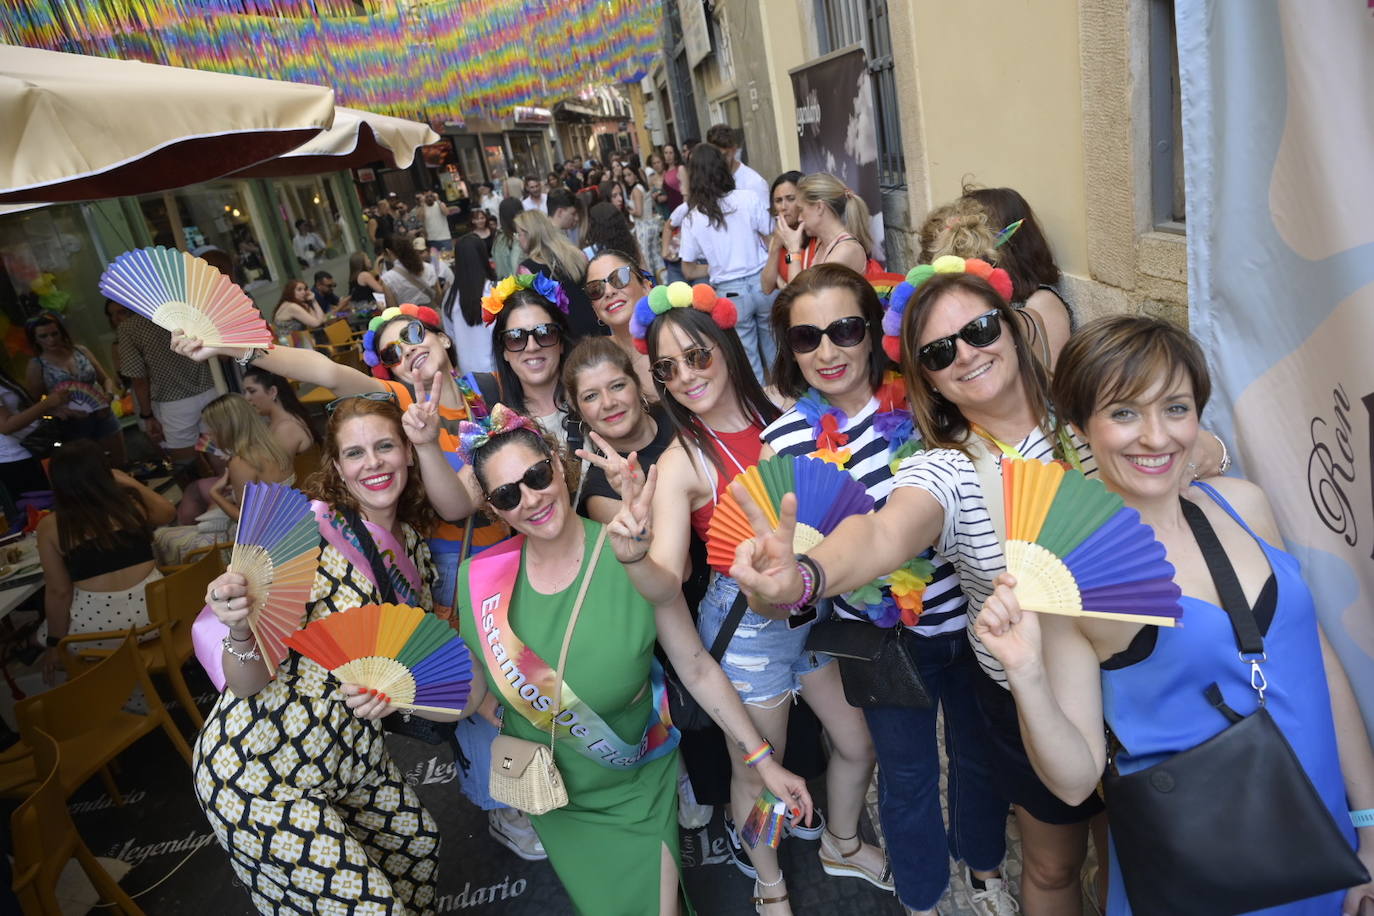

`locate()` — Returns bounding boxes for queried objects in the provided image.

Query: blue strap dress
[1100,481,1356,915]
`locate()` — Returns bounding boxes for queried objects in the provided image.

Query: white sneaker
[488,807,547,861]
[965,865,1019,916]
[676,763,712,829]
[785,808,825,840]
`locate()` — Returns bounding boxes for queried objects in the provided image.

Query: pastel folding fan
[1001,458,1183,627]
[229,482,322,671]
[98,245,273,348]
[49,380,107,414]
[283,604,474,714]
[705,454,875,573]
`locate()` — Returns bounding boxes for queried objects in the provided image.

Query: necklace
[795,371,921,471]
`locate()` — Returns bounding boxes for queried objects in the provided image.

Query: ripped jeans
[695,572,830,704]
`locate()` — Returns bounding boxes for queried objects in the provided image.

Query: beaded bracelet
[744,741,774,768]
[775,560,815,613]
[222,636,262,665]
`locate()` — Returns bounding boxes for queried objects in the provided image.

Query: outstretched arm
[171,331,383,397]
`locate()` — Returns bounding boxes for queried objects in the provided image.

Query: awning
[0,45,334,203]
[230,106,439,178]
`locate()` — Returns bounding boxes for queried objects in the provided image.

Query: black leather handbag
[1104,499,1368,915]
[804,615,932,709]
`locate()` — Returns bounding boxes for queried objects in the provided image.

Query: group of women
[169,175,1374,916]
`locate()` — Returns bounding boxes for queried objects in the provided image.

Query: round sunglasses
[650,346,714,384]
[501,323,563,353]
[485,457,555,511]
[787,316,868,354]
[377,319,429,367]
[585,265,650,301]
[917,310,1003,372]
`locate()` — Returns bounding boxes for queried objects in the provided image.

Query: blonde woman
[514,209,598,339]
[795,174,873,276]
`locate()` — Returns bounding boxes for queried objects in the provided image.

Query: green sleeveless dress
[458,517,686,915]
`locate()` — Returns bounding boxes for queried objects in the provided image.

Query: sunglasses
[916,310,1003,372]
[377,319,429,367]
[787,316,868,354]
[501,323,563,353]
[325,390,398,415]
[585,265,650,301]
[485,458,555,511]
[651,346,714,384]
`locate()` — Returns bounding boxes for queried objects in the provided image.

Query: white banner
[1181,0,1374,730]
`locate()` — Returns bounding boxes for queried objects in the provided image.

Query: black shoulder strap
[1179,498,1263,655]
[336,504,399,606]
[708,592,749,662]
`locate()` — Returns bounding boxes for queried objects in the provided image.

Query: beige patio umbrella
[231,106,440,178]
[0,45,335,204]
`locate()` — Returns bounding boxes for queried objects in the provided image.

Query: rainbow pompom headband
[880,256,1012,363]
[362,303,442,380]
[628,281,737,354]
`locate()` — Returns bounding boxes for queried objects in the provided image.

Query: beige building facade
[639,0,1188,324]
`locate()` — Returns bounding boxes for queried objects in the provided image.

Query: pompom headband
[481,272,570,326]
[628,281,738,354]
[880,256,1012,363]
[362,303,442,380]
[456,402,539,465]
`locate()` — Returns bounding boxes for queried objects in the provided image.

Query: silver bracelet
[235,348,264,368]
[221,635,262,664]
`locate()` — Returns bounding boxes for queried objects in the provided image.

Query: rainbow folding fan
[50,380,107,413]
[1001,458,1183,627]
[283,604,474,714]
[99,246,273,348]
[705,454,874,572]
[229,482,322,671]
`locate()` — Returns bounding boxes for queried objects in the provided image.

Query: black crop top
[65,529,154,581]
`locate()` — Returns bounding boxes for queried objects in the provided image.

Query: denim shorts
[696,572,831,705]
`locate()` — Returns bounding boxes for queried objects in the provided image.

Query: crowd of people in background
[1,121,1370,916]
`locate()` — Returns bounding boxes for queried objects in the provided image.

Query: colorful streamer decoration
[0,0,659,122]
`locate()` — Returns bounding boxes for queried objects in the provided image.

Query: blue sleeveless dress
[1100,482,1355,915]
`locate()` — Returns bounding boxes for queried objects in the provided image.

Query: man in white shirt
[291,219,327,267]
[418,191,454,251]
[706,123,772,206]
[521,176,547,212]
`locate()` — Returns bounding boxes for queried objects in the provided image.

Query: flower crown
[880,256,1012,363]
[456,402,539,465]
[362,303,442,380]
[481,272,570,325]
[628,281,737,354]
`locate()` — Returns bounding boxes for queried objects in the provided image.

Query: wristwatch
[45,636,61,648]
[139,412,154,420]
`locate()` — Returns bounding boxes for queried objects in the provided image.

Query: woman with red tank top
[622,287,830,915]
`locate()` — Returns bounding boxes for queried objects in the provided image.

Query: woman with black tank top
[34,441,176,683]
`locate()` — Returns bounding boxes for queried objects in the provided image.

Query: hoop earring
[639,394,652,414]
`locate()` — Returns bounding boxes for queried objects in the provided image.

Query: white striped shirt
[763,396,968,636]
[893,425,1096,684]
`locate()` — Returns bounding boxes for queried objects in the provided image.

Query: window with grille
[816,0,905,188]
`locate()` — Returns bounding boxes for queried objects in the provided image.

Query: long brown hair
[963,185,1061,302]
[302,397,434,531]
[900,273,1055,454]
[51,441,149,553]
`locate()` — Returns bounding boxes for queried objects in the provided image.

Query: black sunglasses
[377,319,429,367]
[325,390,398,415]
[585,265,650,301]
[917,310,1003,372]
[501,323,563,353]
[485,458,555,511]
[651,346,714,384]
[787,316,868,354]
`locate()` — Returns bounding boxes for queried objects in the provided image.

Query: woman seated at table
[975,316,1374,915]
[272,279,328,339]
[241,367,319,456]
[431,408,813,915]
[35,440,176,682]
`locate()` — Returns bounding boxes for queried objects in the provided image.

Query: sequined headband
[456,402,540,465]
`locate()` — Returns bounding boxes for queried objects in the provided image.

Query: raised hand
[401,371,444,446]
[574,430,639,498]
[340,683,396,720]
[777,218,806,255]
[170,330,234,362]
[606,463,655,564]
[973,572,1045,678]
[205,571,252,634]
[727,484,804,608]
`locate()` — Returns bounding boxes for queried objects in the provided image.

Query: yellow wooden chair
[12,728,144,914]
[312,318,365,372]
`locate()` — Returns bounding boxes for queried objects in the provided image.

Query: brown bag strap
[547,526,607,751]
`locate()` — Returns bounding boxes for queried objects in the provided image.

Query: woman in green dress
[433,404,813,915]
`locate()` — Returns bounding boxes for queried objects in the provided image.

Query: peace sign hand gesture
[401,371,444,446]
[606,460,656,565]
[727,483,805,610]
[574,430,641,499]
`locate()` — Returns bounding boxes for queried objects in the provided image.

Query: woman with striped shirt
[763,264,1012,915]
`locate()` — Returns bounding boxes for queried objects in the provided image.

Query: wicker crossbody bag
[489,528,605,815]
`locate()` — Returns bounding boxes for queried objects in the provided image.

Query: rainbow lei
[797,371,920,472]
[845,556,936,627]
[480,271,569,325]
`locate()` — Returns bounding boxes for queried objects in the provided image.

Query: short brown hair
[900,272,1055,454]
[1053,315,1211,430]
[770,263,890,400]
[303,396,435,532]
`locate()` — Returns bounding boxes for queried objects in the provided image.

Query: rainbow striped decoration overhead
[0,0,659,122]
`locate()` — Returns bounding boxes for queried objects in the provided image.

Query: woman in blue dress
[975,315,1374,914]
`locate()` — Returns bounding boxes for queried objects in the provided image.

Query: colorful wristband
[775,560,815,613]
[1352,808,1374,828]
[744,741,774,768]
